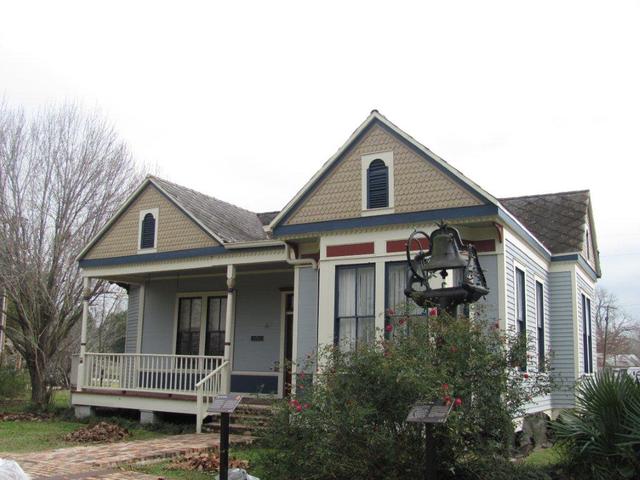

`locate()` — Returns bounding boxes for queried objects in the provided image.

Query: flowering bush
[259,313,552,479]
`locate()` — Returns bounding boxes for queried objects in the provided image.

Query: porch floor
[2,433,253,479]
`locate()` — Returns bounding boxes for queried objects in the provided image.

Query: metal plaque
[208,394,243,414]
[406,402,453,424]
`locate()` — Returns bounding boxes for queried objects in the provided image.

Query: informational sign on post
[208,394,243,480]
[407,401,454,480]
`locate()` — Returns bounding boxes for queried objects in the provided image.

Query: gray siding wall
[576,273,596,376]
[504,238,551,411]
[296,267,318,372]
[139,271,293,374]
[233,271,293,372]
[549,270,576,408]
[124,285,140,353]
[475,254,499,324]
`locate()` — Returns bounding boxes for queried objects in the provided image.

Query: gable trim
[77,177,225,261]
[273,204,497,236]
[269,111,498,230]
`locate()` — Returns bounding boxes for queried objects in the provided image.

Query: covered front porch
[73,248,318,431]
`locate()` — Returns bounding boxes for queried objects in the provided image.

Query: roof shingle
[499,190,590,254]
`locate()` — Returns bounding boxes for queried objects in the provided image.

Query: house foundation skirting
[71,391,199,415]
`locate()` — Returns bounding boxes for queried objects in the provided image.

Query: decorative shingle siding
[285,125,483,225]
[504,237,551,411]
[549,271,576,408]
[85,185,219,260]
[125,285,140,353]
[576,273,596,376]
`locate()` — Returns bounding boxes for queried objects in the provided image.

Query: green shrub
[552,370,640,479]
[259,314,552,480]
[0,366,29,399]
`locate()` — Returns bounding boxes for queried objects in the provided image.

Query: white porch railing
[81,353,225,395]
[195,360,230,433]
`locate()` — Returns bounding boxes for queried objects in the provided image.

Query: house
[72,111,601,430]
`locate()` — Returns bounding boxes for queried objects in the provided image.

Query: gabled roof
[268,110,500,230]
[77,175,267,260]
[499,190,591,254]
[149,176,266,243]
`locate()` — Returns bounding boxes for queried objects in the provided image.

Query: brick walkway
[2,433,252,479]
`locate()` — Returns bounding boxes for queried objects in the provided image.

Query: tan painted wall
[286,125,483,225]
[84,184,219,260]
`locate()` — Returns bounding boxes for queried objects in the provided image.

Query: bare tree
[0,103,140,407]
[594,287,636,368]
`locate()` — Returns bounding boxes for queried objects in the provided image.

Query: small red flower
[523,373,529,379]
[299,372,305,380]
[399,318,406,326]
[444,395,451,404]
[385,324,393,333]
[304,403,310,409]
[454,398,462,407]
[442,383,449,391]
[295,404,302,412]
[386,308,395,316]
[450,346,458,353]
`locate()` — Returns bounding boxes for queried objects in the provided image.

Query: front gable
[275,114,491,230]
[83,183,219,260]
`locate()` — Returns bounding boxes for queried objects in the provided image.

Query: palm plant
[552,370,640,479]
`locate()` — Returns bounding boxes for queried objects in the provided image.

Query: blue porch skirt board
[231,374,279,394]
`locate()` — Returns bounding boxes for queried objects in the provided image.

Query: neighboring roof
[499,190,590,254]
[268,110,500,231]
[149,176,267,243]
[257,211,280,226]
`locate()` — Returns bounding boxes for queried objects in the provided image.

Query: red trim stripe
[326,242,375,257]
[386,238,429,253]
[463,239,496,253]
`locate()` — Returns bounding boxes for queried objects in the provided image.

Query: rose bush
[259,313,552,479]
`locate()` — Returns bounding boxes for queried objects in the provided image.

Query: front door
[283,292,294,396]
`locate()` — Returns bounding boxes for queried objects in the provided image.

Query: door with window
[175,295,227,357]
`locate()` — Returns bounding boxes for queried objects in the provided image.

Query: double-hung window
[515,267,527,370]
[385,262,423,336]
[536,281,545,371]
[335,265,375,351]
[176,297,202,356]
[582,294,593,373]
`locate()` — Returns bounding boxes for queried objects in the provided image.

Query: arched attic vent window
[367,159,389,209]
[140,212,156,249]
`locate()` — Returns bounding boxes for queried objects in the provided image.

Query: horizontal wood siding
[504,238,551,412]
[125,285,140,353]
[549,271,576,408]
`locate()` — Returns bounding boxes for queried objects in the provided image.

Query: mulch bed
[64,421,130,443]
[168,452,249,472]
[0,412,54,421]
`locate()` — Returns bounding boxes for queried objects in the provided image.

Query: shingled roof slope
[150,176,267,243]
[499,190,590,254]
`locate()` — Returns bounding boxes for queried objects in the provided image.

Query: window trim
[172,290,227,356]
[138,208,159,254]
[535,280,545,372]
[334,263,376,350]
[582,293,593,374]
[514,264,527,371]
[361,151,394,215]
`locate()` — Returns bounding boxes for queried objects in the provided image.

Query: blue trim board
[276,118,494,226]
[78,245,282,268]
[230,374,278,394]
[273,204,498,236]
[551,254,599,280]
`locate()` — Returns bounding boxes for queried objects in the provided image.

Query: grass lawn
[130,446,269,480]
[523,445,565,467]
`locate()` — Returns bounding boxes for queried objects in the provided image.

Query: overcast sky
[2,1,638,319]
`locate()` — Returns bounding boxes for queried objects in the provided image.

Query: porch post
[223,265,236,394]
[77,277,91,391]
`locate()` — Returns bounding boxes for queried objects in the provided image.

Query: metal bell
[423,226,468,271]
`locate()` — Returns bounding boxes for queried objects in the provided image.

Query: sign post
[406,402,453,480]
[208,394,243,480]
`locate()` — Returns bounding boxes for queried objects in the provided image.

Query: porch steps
[202,398,275,437]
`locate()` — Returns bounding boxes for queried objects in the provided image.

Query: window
[139,209,158,251]
[361,151,394,213]
[536,281,545,371]
[385,262,423,336]
[176,297,202,355]
[515,267,527,370]
[205,296,227,356]
[582,294,593,373]
[335,265,375,351]
[367,159,389,209]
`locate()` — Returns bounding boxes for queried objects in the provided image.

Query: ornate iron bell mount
[404,222,489,313]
